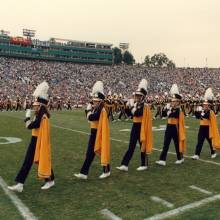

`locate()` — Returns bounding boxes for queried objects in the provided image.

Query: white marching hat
[33,81,49,105]
[91,81,105,101]
[135,79,148,96]
[170,84,182,100]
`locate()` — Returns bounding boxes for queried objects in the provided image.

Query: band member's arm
[87,110,101,121]
[168,108,180,118]
[86,103,102,121]
[201,111,210,119]
[132,103,144,116]
[24,112,44,129]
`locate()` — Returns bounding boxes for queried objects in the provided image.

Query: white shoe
[155,160,166,166]
[116,165,128,172]
[175,158,184,164]
[8,183,23,193]
[191,155,199,160]
[41,181,55,190]
[99,172,111,179]
[74,173,88,180]
[136,166,148,171]
[211,153,217,159]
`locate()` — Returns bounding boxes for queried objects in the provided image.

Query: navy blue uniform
[80,106,110,175]
[194,110,215,156]
[120,102,147,166]
[159,107,182,161]
[15,108,54,184]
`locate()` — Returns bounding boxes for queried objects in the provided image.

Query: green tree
[144,53,176,68]
[167,60,176,69]
[144,55,152,67]
[151,53,169,67]
[123,51,135,65]
[113,47,122,65]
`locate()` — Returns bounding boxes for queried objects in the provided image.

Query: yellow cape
[94,109,110,166]
[179,111,186,154]
[209,111,220,149]
[34,115,52,179]
[140,104,153,154]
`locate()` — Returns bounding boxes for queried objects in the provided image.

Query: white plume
[33,81,49,100]
[138,79,148,91]
[204,88,214,101]
[108,91,112,96]
[170,84,179,95]
[92,81,104,95]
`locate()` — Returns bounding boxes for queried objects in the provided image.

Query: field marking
[2,113,220,167]
[100,209,122,220]
[0,137,22,145]
[150,196,174,208]
[189,185,212,195]
[0,176,37,220]
[144,194,220,220]
[52,124,220,167]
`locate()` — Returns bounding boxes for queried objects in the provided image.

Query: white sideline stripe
[100,209,122,220]
[150,196,174,208]
[52,124,220,167]
[144,194,220,220]
[189,185,212,195]
[2,113,220,167]
[152,148,220,166]
[0,176,37,220]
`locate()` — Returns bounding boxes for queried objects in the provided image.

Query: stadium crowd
[0,57,220,109]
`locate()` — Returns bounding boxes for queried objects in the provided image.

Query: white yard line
[100,209,122,220]
[2,113,220,167]
[144,194,220,220]
[0,176,37,220]
[189,185,213,195]
[150,196,174,208]
[153,148,220,166]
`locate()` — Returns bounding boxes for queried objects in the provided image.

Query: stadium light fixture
[23,29,36,39]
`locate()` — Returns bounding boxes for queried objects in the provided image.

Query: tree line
[113,47,175,68]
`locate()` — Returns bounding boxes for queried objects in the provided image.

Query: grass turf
[0,110,220,220]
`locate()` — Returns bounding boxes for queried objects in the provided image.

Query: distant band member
[74,81,110,179]
[57,98,62,111]
[116,79,153,172]
[67,97,72,110]
[8,82,55,192]
[156,84,186,166]
[192,88,220,160]
[6,96,12,111]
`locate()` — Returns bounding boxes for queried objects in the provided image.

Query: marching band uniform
[8,82,55,192]
[74,81,111,179]
[156,84,186,166]
[192,88,220,160]
[116,79,153,172]
[106,91,114,121]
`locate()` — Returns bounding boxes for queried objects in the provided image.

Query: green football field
[0,110,220,220]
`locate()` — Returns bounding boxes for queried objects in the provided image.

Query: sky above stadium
[1,0,220,67]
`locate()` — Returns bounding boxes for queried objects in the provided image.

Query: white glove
[196,106,202,112]
[134,102,138,108]
[129,99,134,107]
[166,103,171,109]
[86,103,92,111]
[201,110,205,117]
[25,109,31,118]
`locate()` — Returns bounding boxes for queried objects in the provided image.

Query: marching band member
[74,81,110,179]
[192,88,220,160]
[156,84,186,166]
[8,81,55,192]
[116,79,153,172]
[106,91,114,121]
